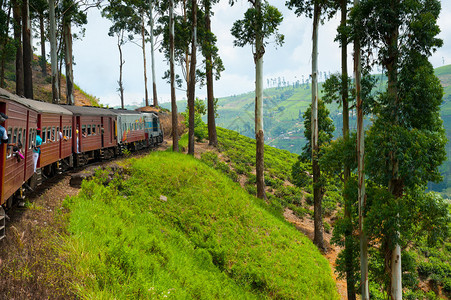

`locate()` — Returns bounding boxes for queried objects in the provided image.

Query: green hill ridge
[63,151,339,299]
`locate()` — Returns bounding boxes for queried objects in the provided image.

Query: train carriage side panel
[24,110,38,182]
[1,100,28,205]
[39,113,62,167]
[61,114,73,158]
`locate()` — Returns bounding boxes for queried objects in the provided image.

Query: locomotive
[0,88,164,239]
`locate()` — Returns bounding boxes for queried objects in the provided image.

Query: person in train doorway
[0,112,8,145]
[32,128,42,172]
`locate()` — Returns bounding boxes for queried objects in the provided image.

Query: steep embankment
[2,56,98,106]
[63,152,339,299]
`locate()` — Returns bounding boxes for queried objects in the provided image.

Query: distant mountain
[162,64,451,197]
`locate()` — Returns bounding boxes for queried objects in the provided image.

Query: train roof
[61,105,118,116]
[109,109,143,116]
[0,88,73,115]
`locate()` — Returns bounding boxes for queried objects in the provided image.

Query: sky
[53,0,451,108]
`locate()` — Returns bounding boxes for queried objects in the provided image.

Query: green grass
[62,153,339,299]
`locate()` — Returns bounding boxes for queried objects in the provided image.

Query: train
[0,87,164,239]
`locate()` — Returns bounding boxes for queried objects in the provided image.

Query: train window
[6,127,12,158]
[47,128,51,143]
[56,127,60,141]
[81,125,86,137]
[28,129,33,149]
[87,125,91,136]
[42,127,47,143]
[51,127,56,142]
[69,126,72,138]
[18,128,22,147]
[92,125,96,135]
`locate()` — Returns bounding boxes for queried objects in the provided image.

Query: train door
[101,117,104,148]
[0,101,6,205]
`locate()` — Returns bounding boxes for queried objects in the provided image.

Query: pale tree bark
[12,0,24,96]
[49,0,59,103]
[255,0,266,200]
[311,1,324,251]
[169,0,178,152]
[141,15,149,107]
[205,3,217,147]
[187,0,197,156]
[386,4,402,297]
[22,0,33,99]
[341,0,355,298]
[39,13,47,76]
[354,0,369,296]
[64,21,74,105]
[149,0,158,106]
[117,32,125,109]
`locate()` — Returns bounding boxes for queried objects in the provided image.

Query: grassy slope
[63,152,339,299]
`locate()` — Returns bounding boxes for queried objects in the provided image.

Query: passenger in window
[13,141,24,162]
[0,112,8,145]
[32,128,42,172]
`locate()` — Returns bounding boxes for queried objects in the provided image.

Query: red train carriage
[0,88,73,208]
[61,105,118,166]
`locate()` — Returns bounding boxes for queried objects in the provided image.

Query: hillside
[64,152,338,299]
[162,64,451,196]
[1,56,98,106]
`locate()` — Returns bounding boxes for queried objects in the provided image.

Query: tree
[12,0,23,96]
[169,0,178,152]
[22,0,33,99]
[200,0,223,147]
[0,0,13,88]
[48,0,59,103]
[102,0,140,108]
[149,0,158,106]
[352,0,446,297]
[286,0,338,250]
[61,0,87,105]
[30,0,48,76]
[231,0,283,200]
[187,0,197,155]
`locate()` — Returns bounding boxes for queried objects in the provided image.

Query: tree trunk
[64,21,74,105]
[48,0,59,103]
[12,0,24,96]
[22,0,33,99]
[187,0,197,156]
[354,0,369,296]
[0,2,12,88]
[21,0,31,97]
[39,13,47,76]
[169,0,178,152]
[141,15,149,107]
[385,3,402,297]
[341,0,356,298]
[312,1,324,251]
[255,0,266,200]
[117,32,125,109]
[205,5,217,147]
[149,0,158,106]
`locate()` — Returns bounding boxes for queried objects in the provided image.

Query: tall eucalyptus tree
[352,0,446,298]
[286,0,338,251]
[231,0,284,200]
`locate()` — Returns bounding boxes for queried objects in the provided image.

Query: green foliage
[231,2,284,49]
[63,152,339,299]
[182,98,208,142]
[301,99,335,161]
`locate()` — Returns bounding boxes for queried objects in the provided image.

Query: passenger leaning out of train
[32,128,42,172]
[0,112,8,145]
